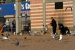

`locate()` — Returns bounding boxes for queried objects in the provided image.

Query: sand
[0,32,75,50]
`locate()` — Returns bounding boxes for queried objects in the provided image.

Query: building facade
[30,0,75,31]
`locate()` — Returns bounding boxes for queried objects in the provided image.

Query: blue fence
[0,2,30,17]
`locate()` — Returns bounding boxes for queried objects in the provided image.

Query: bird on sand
[24,36,27,39]
[2,35,10,40]
[15,40,19,46]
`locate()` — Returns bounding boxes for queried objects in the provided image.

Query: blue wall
[0,2,30,17]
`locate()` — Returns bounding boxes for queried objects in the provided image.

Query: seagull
[59,35,62,40]
[20,32,22,35]
[2,36,10,40]
[2,34,10,40]
[15,40,19,46]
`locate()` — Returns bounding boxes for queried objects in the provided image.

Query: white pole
[26,0,27,2]
[15,0,21,34]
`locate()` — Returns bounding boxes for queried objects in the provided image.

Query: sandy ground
[0,31,75,50]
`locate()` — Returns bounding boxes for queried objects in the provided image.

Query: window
[55,2,63,9]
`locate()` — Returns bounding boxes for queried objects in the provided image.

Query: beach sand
[0,31,75,50]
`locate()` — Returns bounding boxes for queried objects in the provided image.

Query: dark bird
[15,40,19,46]
[6,33,10,36]
[24,36,27,39]
[1,34,4,36]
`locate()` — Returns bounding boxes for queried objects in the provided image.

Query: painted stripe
[31,13,43,15]
[46,13,73,16]
[31,23,43,25]
[46,21,73,23]
[46,12,73,14]
[30,10,43,12]
[30,2,43,4]
[46,16,73,19]
[46,3,54,6]
[30,11,43,14]
[45,8,73,11]
[30,1,43,3]
[30,16,43,19]
[46,4,54,6]
[31,7,43,9]
[62,13,73,15]
[30,3,43,6]
[31,21,43,23]
[46,6,55,8]
[31,5,43,7]
[31,15,43,17]
[63,2,73,5]
[63,6,73,8]
[46,17,73,20]
[31,20,43,22]
[31,18,43,20]
[31,27,43,28]
[30,16,43,18]
[46,11,73,14]
[63,5,73,6]
[46,15,73,18]
[46,7,55,9]
[46,19,73,21]
[31,25,43,27]
[64,23,73,25]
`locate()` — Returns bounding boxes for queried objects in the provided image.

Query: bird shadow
[11,43,15,44]
[47,39,50,41]
[20,45,29,47]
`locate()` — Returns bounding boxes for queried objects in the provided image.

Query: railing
[3,21,30,34]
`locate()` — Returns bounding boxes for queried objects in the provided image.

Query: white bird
[59,35,62,40]
[2,35,10,40]
[14,32,16,35]
[20,32,22,35]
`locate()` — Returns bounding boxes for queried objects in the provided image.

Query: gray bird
[15,40,19,46]
[6,33,10,36]
[24,36,26,39]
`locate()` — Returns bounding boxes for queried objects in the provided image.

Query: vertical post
[43,0,46,30]
[25,0,28,26]
[26,0,28,2]
[15,0,21,34]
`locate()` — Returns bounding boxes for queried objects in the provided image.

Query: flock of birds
[1,26,75,46]
[1,33,27,46]
[0,30,45,46]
